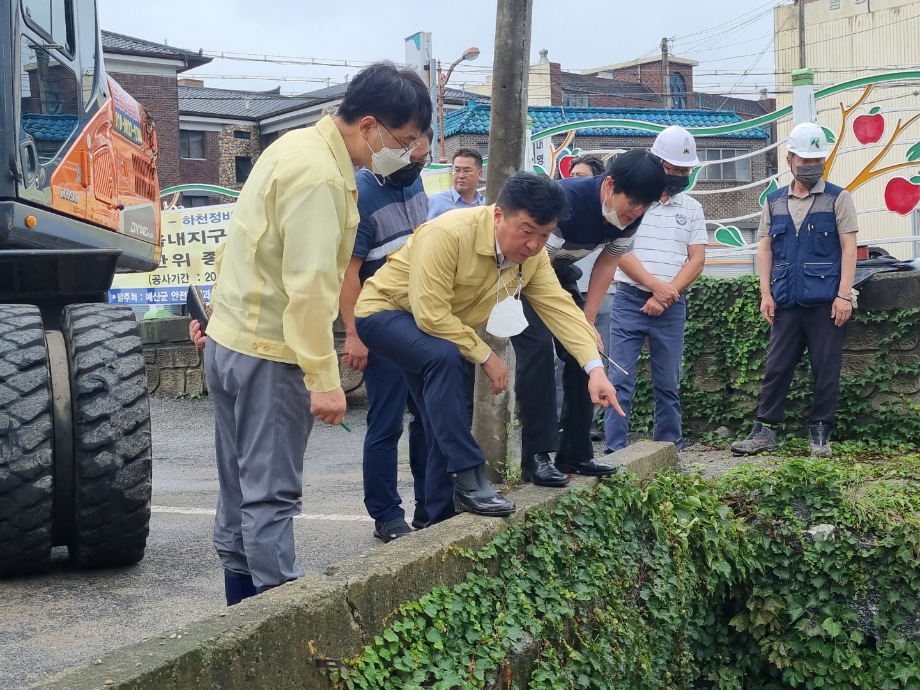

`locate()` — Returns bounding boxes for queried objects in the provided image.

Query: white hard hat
[650,125,700,167]
[786,122,828,159]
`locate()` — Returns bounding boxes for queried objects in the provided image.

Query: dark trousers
[757,304,847,428]
[362,351,427,523]
[356,311,484,526]
[512,282,593,464]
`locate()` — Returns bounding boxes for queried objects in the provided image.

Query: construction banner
[109,203,234,306]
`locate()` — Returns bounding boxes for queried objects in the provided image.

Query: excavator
[1,0,161,575]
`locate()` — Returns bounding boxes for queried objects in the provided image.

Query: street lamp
[437,46,480,163]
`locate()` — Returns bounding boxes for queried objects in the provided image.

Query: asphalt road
[0,393,408,690]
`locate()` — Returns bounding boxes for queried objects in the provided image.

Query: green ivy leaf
[759,179,779,208]
[906,142,920,162]
[714,226,746,248]
[821,618,843,638]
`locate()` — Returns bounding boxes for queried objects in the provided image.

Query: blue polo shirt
[546,175,642,266]
[426,187,485,220]
[353,169,428,283]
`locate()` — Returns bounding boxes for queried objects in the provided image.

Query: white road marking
[151,506,374,522]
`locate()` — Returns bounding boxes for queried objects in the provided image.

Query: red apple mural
[884,176,920,215]
[558,154,576,178]
[853,107,885,145]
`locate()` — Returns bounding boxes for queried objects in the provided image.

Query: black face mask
[664,173,690,197]
[385,162,425,189]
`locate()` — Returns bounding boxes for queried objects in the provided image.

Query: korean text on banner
[109,204,233,306]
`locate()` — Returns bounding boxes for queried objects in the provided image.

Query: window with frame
[698,148,751,182]
[563,95,590,107]
[180,130,205,159]
[235,156,253,183]
[670,73,687,109]
[233,130,251,139]
[22,0,74,54]
[181,194,209,208]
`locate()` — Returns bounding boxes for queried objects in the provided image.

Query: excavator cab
[1,0,157,576]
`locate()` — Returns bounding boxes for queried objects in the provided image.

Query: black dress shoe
[373,517,412,543]
[452,465,515,517]
[521,452,569,487]
[589,428,605,442]
[411,504,428,530]
[554,457,621,477]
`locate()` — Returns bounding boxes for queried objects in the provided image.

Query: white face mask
[601,190,629,230]
[486,270,528,338]
[365,125,414,177]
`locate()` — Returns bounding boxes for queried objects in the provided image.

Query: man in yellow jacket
[203,62,432,605]
[355,172,623,526]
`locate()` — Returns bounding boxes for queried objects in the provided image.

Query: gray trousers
[204,341,313,589]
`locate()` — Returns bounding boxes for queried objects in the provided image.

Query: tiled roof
[559,73,659,103]
[179,85,319,120]
[101,31,210,70]
[22,114,78,142]
[695,92,771,119]
[443,103,770,139]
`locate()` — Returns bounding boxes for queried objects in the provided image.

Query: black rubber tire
[61,304,151,569]
[0,305,53,576]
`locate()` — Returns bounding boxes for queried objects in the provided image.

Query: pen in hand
[599,351,629,376]
[340,422,353,432]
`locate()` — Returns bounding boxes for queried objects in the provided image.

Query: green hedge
[626,276,920,446]
[325,456,920,689]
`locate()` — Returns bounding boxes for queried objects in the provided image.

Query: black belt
[616,282,651,297]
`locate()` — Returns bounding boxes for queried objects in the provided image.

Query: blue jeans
[362,351,427,523]
[604,287,686,452]
[356,311,483,526]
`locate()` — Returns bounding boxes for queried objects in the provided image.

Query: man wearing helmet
[732,122,858,458]
[603,126,708,457]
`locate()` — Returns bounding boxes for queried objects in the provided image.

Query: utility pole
[660,37,670,108]
[474,0,533,481]
[798,0,807,69]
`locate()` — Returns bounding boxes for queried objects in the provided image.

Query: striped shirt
[352,169,428,284]
[614,192,708,286]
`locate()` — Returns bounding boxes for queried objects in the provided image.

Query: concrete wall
[25,444,677,690]
[139,317,205,398]
[140,317,362,397]
[689,270,920,415]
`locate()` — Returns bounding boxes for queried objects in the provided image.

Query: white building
[775,0,920,257]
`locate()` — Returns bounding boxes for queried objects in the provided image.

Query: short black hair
[496,171,567,226]
[337,62,432,131]
[453,148,483,168]
[569,154,605,176]
[604,149,665,206]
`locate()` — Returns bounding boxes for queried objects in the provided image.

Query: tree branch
[827,84,873,176]
[846,113,920,193]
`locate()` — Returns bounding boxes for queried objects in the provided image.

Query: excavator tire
[0,305,53,576]
[61,304,151,569]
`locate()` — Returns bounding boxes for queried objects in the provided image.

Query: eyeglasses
[663,163,693,177]
[379,122,421,154]
[623,196,652,212]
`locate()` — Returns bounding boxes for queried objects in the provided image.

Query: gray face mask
[794,163,825,188]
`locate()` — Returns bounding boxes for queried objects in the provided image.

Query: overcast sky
[97,0,790,99]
